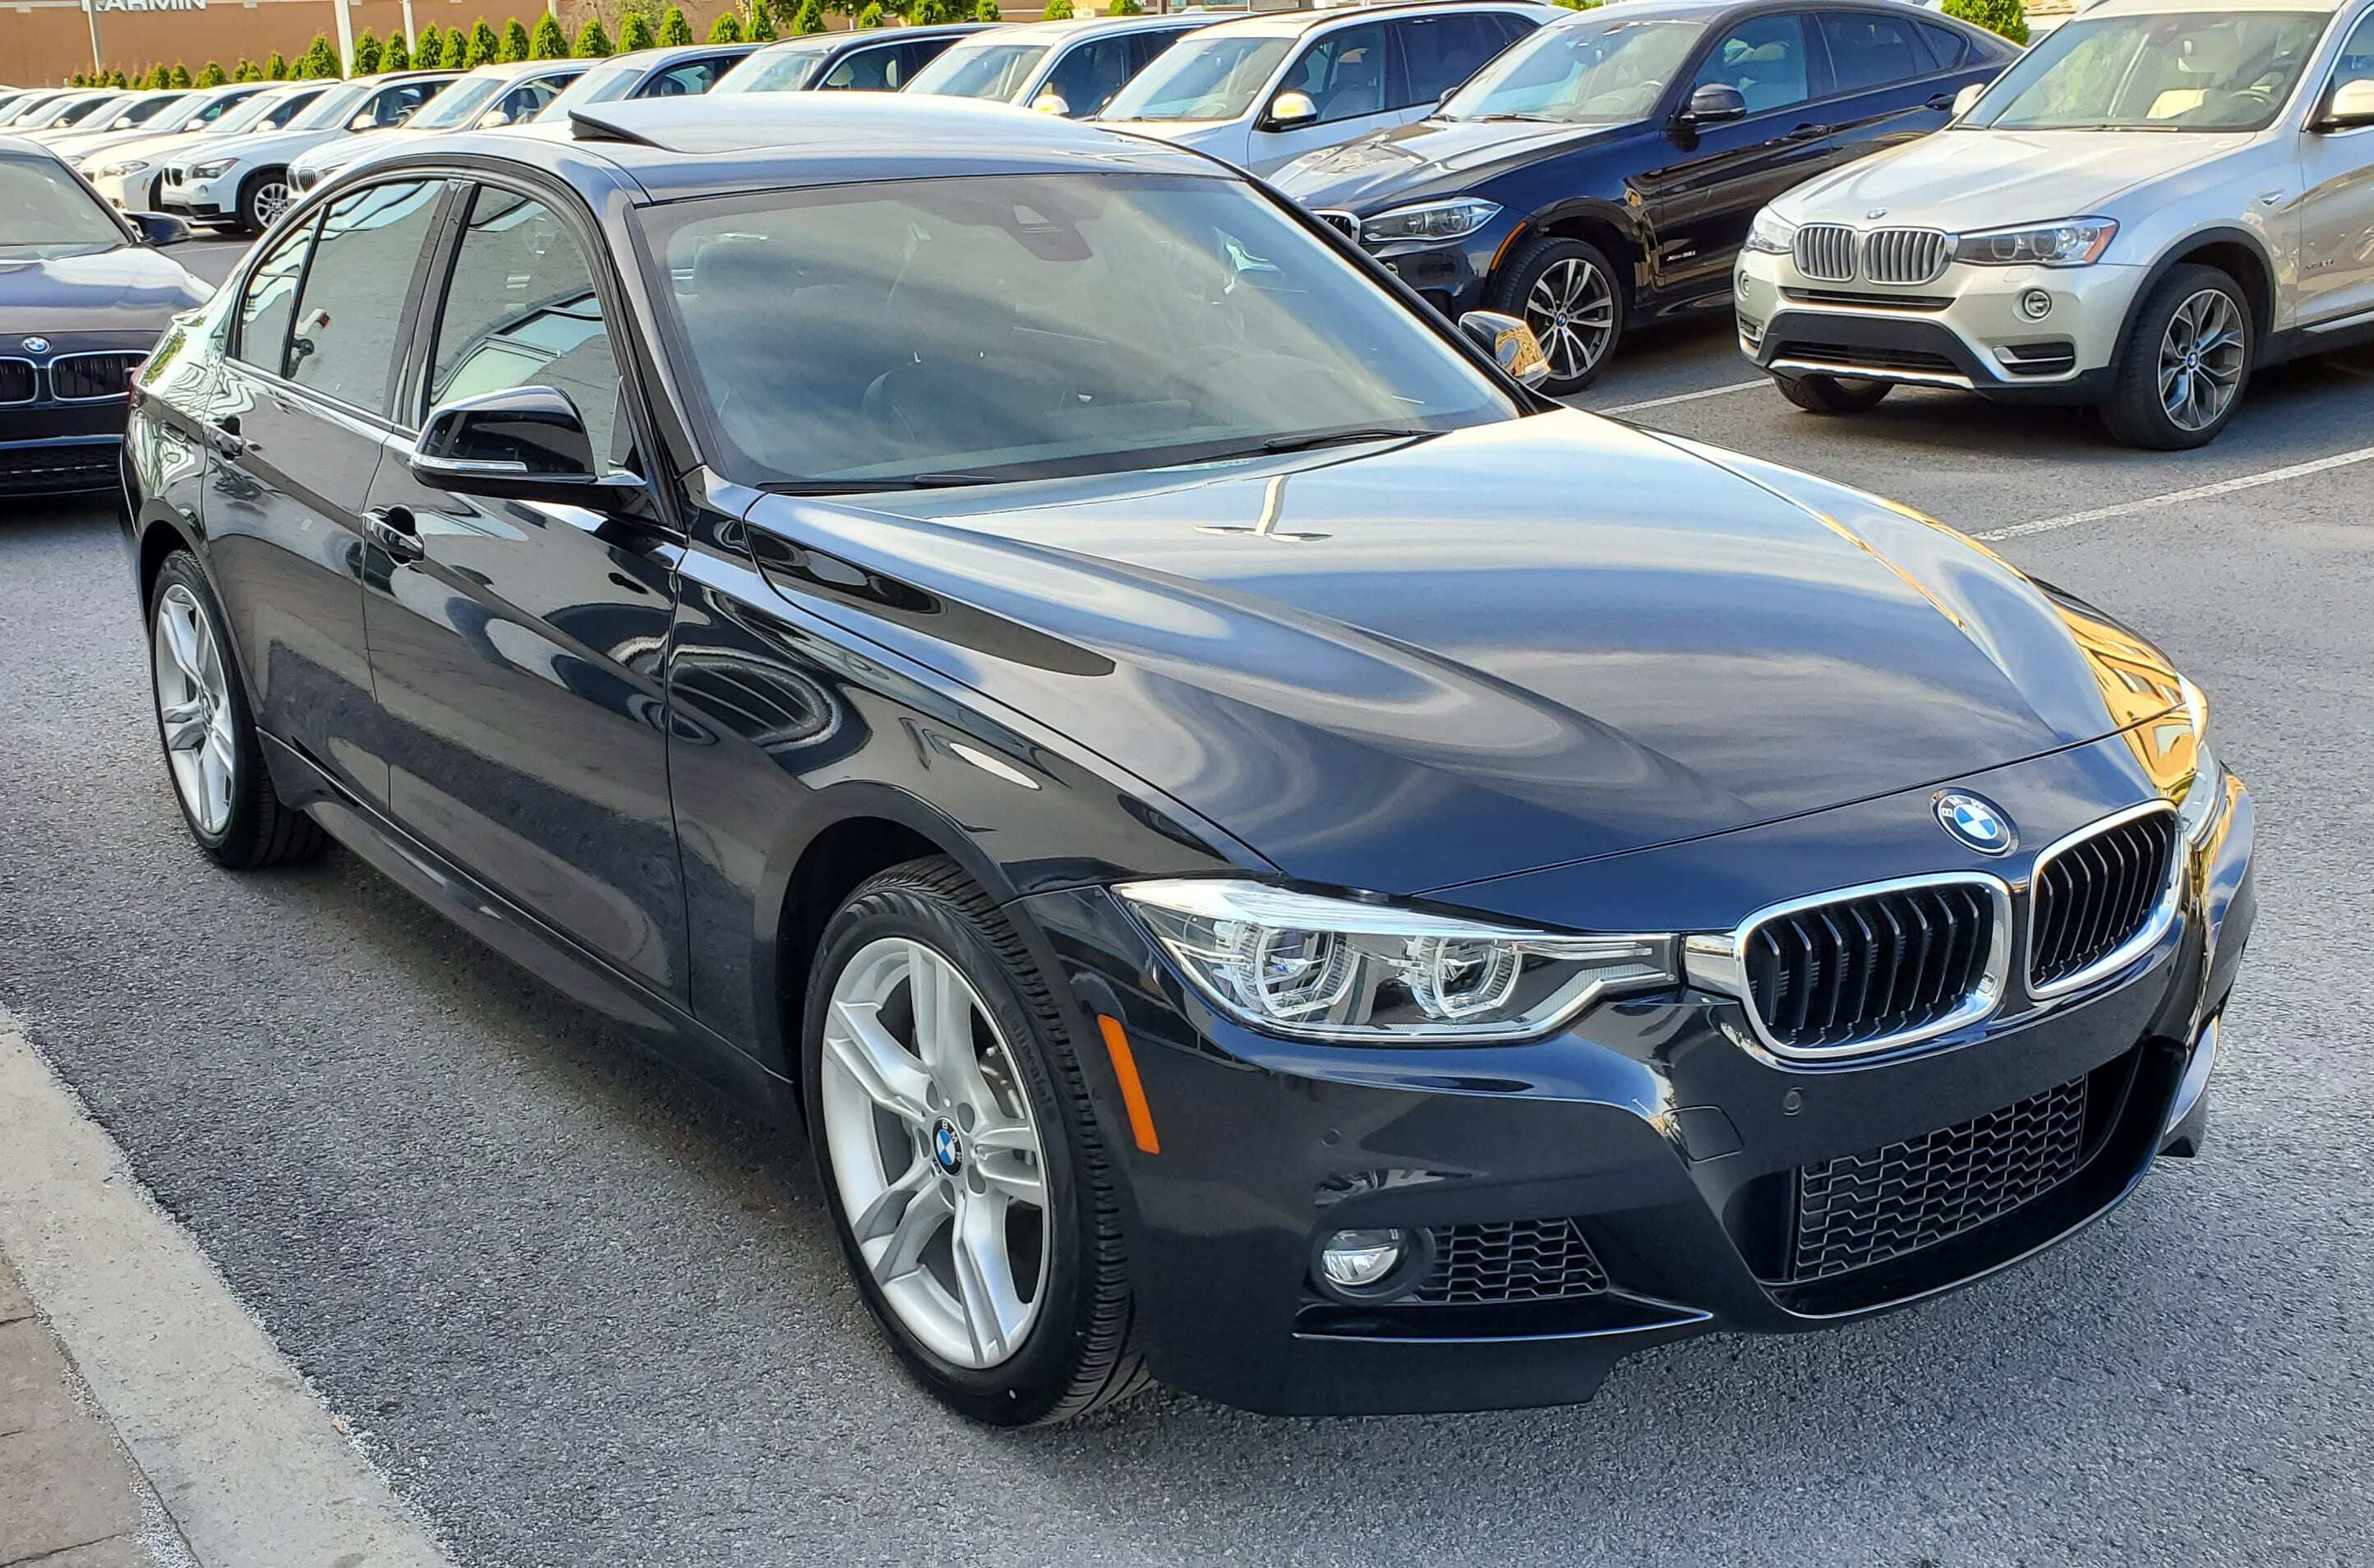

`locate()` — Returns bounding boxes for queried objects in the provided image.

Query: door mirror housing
[1952,81,1985,118]
[2316,76,2374,131]
[1030,91,1071,117]
[1678,83,1747,127]
[1458,309,1551,389]
[412,385,630,506]
[130,211,191,247]
[1264,90,1319,131]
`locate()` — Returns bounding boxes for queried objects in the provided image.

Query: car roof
[611,41,765,70]
[1183,0,1558,35]
[955,12,1210,43]
[754,21,993,50]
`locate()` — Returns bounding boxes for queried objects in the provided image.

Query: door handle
[205,416,246,457]
[1786,122,1830,141]
[1927,92,1957,111]
[363,505,424,562]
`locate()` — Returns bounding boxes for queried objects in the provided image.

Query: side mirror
[131,211,191,247]
[1458,309,1551,390]
[2316,77,2374,131]
[1952,81,1985,118]
[1678,83,1747,127]
[1031,91,1071,117]
[411,385,629,506]
[1263,89,1319,131]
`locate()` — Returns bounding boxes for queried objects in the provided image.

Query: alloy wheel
[251,179,290,228]
[2158,288,2244,433]
[151,583,237,837]
[1524,256,1616,384]
[819,936,1050,1370]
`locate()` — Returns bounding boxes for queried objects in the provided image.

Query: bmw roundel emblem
[930,1118,964,1175]
[21,336,49,356]
[1935,791,2016,855]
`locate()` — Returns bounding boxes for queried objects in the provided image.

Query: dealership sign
[94,0,210,12]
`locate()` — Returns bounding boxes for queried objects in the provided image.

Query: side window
[1818,12,1927,94]
[1127,29,1185,76]
[261,90,321,130]
[647,58,729,97]
[1043,37,1136,116]
[233,218,316,376]
[429,187,625,469]
[357,81,436,129]
[2335,12,2374,90]
[1691,14,1812,114]
[285,181,445,416]
[1918,22,1971,70]
[823,44,901,90]
[1280,23,1388,125]
[1398,13,1513,107]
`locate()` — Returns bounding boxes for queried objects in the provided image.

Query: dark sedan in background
[1275,0,2014,390]
[1,136,207,496]
[121,96,2249,1426]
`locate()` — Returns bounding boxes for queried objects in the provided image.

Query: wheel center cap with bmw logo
[1934,791,2015,855]
[931,1118,965,1175]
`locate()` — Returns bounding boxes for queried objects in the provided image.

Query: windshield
[536,61,643,119]
[2,95,67,127]
[26,94,116,130]
[1444,16,1703,122]
[907,41,1053,101]
[0,152,126,258]
[717,44,835,93]
[1968,12,2328,131]
[642,172,1512,489]
[208,86,304,136]
[105,93,185,130]
[1103,35,1292,120]
[408,73,511,129]
[287,79,376,131]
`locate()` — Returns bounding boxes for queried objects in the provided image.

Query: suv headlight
[1117,879,1674,1043]
[2175,676,2224,845]
[188,158,237,179]
[94,158,150,177]
[1952,218,2118,268]
[1358,197,1501,244]
[1745,207,1797,255]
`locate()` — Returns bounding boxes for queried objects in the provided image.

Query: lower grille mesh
[1791,1075,2089,1280]
[1415,1218,1608,1306]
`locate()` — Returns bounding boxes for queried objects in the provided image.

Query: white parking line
[1977,445,2374,540]
[1599,377,1769,415]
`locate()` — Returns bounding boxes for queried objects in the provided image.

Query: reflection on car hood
[179,126,342,166]
[742,410,2184,892]
[0,245,211,333]
[1777,128,2246,228]
[1275,117,1627,210]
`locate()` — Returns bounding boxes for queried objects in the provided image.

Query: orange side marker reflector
[1096,1015,1161,1155]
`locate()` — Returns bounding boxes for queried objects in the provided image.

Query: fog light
[2020,288,2054,321]
[1319,1228,1408,1289]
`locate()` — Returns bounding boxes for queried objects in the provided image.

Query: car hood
[71,127,208,168]
[1778,128,2246,228]
[0,245,211,334]
[184,126,339,166]
[1275,117,1627,209]
[740,411,2183,892]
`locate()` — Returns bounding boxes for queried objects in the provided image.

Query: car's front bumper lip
[1014,763,2255,1416]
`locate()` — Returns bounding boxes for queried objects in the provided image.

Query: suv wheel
[2102,264,2251,450]
[237,169,291,233]
[803,857,1144,1426]
[1491,236,1624,394]
[1774,373,1893,415]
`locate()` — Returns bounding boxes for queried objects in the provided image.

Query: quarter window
[1819,12,1928,93]
[285,180,445,417]
[1279,24,1389,126]
[1692,15,1812,114]
[233,219,316,375]
[428,187,625,468]
[1918,22,1971,69]
[1398,13,1517,107]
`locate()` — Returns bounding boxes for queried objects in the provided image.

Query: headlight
[189,158,236,179]
[1116,879,1674,1043]
[94,158,150,178]
[2175,676,2224,844]
[1358,197,1501,245]
[1952,218,2118,268]
[1745,208,1797,255]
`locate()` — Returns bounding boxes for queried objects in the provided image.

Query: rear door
[2298,9,2374,328]
[1811,9,1958,165]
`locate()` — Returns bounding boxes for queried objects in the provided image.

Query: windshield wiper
[768,472,1003,495]
[1468,113,1565,123]
[1256,427,1427,454]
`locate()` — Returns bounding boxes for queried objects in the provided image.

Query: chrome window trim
[0,357,35,407]
[1685,871,2014,1063]
[48,350,141,404]
[2023,799,2183,1002]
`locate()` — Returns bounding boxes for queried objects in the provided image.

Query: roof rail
[567,108,662,146]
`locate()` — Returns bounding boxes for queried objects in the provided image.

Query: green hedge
[1943,0,2027,45]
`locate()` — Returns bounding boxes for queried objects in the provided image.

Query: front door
[357,180,687,998]
[2298,12,2374,329]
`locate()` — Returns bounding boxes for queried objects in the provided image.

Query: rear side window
[1127,28,1186,76]
[233,219,316,376]
[1281,23,1389,125]
[285,180,445,416]
[1692,14,1812,113]
[1397,12,1516,106]
[1919,21,1971,69]
[1819,12,1928,93]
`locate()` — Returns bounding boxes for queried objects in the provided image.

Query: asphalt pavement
[0,235,2368,1567]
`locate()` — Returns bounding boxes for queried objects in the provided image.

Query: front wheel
[1774,373,1893,414]
[802,858,1144,1426]
[1489,236,1625,394]
[2100,264,2251,450]
[237,168,291,233]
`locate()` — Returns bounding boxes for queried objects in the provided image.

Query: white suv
[156,71,457,233]
[1735,0,2374,448]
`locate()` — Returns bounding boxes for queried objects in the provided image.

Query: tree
[232,58,260,81]
[618,12,657,48]
[1040,0,1072,16]
[169,62,192,85]
[657,7,694,45]
[907,0,954,21]
[413,23,443,67]
[352,29,383,73]
[265,51,291,81]
[1106,0,1143,14]
[197,60,228,86]
[744,0,779,42]
[500,16,532,60]
[300,33,343,77]
[142,62,171,89]
[974,0,998,17]
[794,0,827,30]
[574,17,615,54]
[529,12,569,57]
[444,26,472,66]
[383,32,413,69]
[707,11,742,41]
[853,1,882,25]
[1942,0,2026,44]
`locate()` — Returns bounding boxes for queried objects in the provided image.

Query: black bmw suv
[1275,0,2014,391]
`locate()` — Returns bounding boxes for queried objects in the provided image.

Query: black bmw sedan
[122,95,2252,1425]
[1274,0,2014,392]
[2,135,208,496]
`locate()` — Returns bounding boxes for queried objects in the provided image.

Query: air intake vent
[2028,806,2178,995]
[1740,878,2006,1057]
[49,353,142,402]
[1862,227,1950,285]
[1414,1218,1608,1306]
[1793,223,1857,283]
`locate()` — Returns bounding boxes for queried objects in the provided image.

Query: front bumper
[156,171,238,224]
[84,165,155,212]
[1736,245,2149,404]
[1016,745,2256,1416]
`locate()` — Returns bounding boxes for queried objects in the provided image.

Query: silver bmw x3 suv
[1735,0,2374,447]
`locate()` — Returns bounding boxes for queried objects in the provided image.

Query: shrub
[443,26,472,66]
[383,32,413,69]
[498,17,530,60]
[975,0,998,18]
[198,60,228,85]
[657,6,694,44]
[143,62,172,88]
[745,0,779,42]
[351,29,382,72]
[574,16,615,53]
[168,62,192,85]
[1106,0,1142,14]
[1551,0,1602,9]
[791,0,827,31]
[1943,0,2026,45]
[265,51,290,80]
[528,12,567,56]
[413,24,443,66]
[232,58,260,81]
[618,12,657,48]
[707,11,742,41]
[908,0,955,21]
[1040,0,1072,16]
[854,2,883,25]
[299,33,343,76]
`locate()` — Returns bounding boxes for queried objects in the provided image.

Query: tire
[146,552,329,869]
[236,168,291,234]
[2100,264,2252,450]
[1488,235,1625,394]
[801,857,1144,1426]
[1774,372,1893,414]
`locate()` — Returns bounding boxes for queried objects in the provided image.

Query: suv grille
[1413,1218,1607,1306]
[2029,808,2178,994]
[0,359,32,404]
[1790,1075,2089,1280]
[49,352,142,402]
[1741,879,2002,1055]
[1862,227,1950,285]
[1793,223,1856,283]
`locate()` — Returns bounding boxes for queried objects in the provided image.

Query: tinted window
[1919,22,1971,69]
[430,187,624,467]
[235,220,316,375]
[357,80,442,128]
[1819,12,1927,94]
[821,42,906,90]
[1399,12,1515,105]
[1282,24,1389,125]
[489,78,569,125]
[1127,29,1182,76]
[286,181,444,416]
[646,58,731,97]
[1043,37,1137,116]
[1693,15,1811,113]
